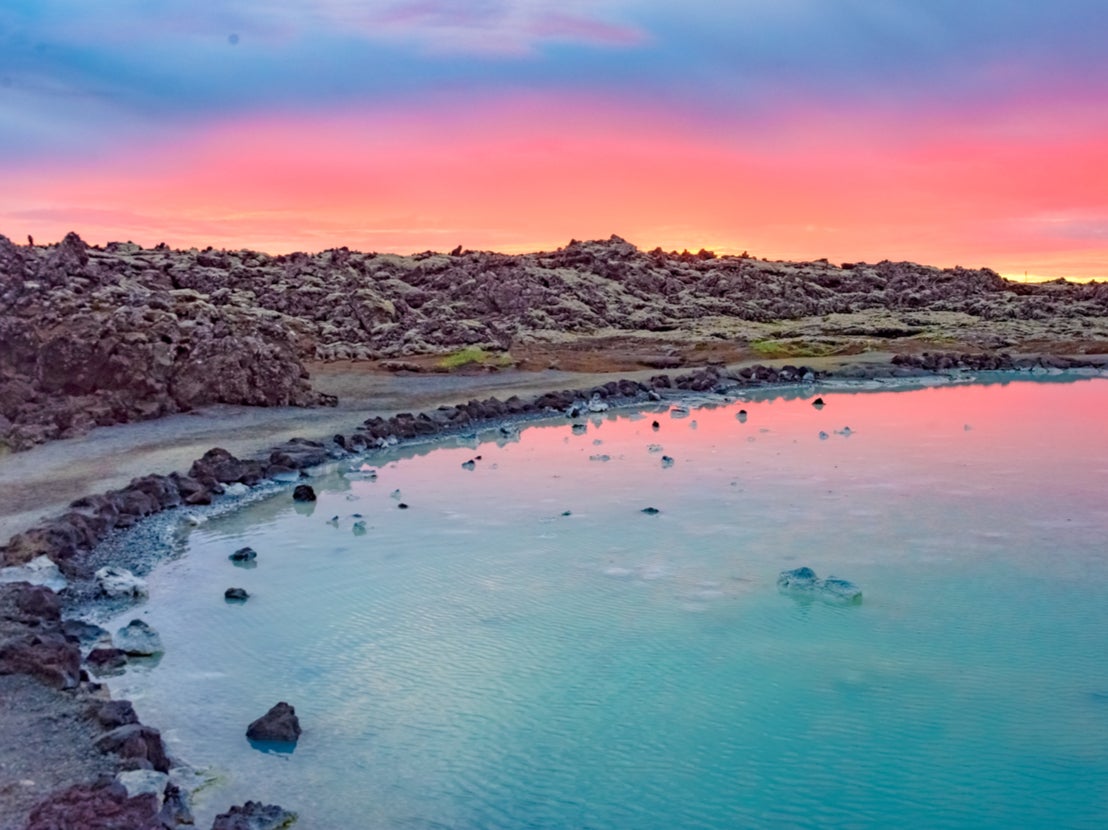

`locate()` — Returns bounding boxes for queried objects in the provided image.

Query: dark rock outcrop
[25,780,162,830]
[94,699,140,730]
[246,702,301,744]
[95,723,171,772]
[291,484,316,502]
[86,647,128,673]
[210,800,297,830]
[229,547,257,563]
[0,632,81,689]
[0,233,329,452]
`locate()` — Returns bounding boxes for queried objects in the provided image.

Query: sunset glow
[2,2,1106,279]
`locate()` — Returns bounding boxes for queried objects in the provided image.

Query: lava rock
[291,484,316,502]
[96,723,172,772]
[0,632,81,688]
[246,701,301,744]
[24,780,161,830]
[95,699,140,729]
[62,618,112,649]
[211,800,298,830]
[229,547,257,562]
[86,647,128,673]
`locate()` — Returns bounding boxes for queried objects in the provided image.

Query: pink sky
[3,2,1107,280]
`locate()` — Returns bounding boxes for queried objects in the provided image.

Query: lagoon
[106,377,1108,829]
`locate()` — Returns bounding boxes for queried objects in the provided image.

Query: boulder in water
[292,484,316,502]
[225,587,249,602]
[246,701,301,744]
[229,546,257,563]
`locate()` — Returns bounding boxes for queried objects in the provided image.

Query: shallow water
[106,377,1108,829]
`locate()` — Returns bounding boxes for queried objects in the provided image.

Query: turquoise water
[107,378,1108,829]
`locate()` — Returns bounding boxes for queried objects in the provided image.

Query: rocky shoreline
[3,357,1108,827]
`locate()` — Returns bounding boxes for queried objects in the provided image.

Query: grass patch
[749,339,843,359]
[437,346,515,371]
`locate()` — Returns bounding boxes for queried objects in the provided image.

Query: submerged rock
[225,587,249,602]
[211,800,297,830]
[115,619,164,655]
[661,455,674,467]
[246,701,301,744]
[776,566,862,604]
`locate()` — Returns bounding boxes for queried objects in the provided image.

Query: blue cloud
[2,0,1108,161]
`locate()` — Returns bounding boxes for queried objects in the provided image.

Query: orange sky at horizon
[3,97,1106,282]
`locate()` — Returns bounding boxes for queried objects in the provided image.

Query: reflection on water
[107,377,1108,829]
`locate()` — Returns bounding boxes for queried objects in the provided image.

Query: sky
[2,1,1107,280]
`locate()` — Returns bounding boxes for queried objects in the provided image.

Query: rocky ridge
[3,232,1107,451]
